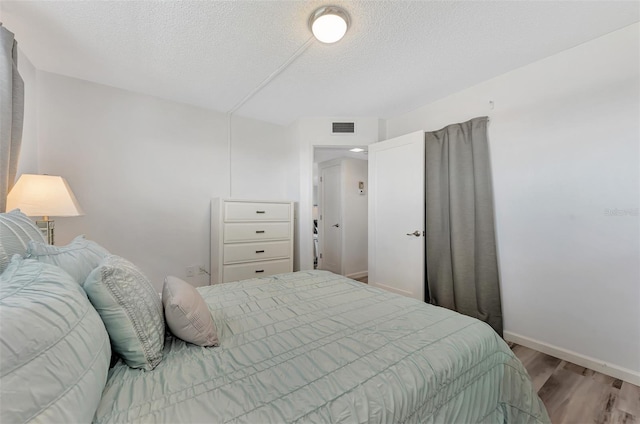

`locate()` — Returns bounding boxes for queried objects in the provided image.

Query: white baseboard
[504,331,640,386]
[346,271,368,279]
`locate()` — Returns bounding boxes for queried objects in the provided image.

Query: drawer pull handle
[256,230,265,234]
[255,270,265,273]
[256,210,266,214]
[256,250,265,253]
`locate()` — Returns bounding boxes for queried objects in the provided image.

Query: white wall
[292,117,383,271]
[385,24,640,379]
[16,48,38,176]
[230,115,297,201]
[35,72,292,291]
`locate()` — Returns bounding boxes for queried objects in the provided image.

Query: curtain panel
[0,25,24,213]
[424,116,503,335]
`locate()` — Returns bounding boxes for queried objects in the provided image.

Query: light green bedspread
[94,270,550,423]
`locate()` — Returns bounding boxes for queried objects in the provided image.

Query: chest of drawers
[211,199,294,284]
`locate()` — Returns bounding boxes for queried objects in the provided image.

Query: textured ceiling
[1,1,638,125]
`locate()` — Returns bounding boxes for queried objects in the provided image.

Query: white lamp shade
[7,174,84,217]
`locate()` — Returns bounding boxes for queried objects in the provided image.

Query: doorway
[313,146,369,280]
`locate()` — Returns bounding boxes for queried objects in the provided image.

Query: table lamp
[7,174,84,245]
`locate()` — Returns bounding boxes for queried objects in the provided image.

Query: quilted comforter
[94,270,550,423]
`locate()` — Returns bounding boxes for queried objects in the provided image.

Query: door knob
[406,230,421,237]
[332,223,340,228]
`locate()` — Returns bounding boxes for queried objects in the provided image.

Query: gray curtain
[425,116,503,335]
[0,25,24,213]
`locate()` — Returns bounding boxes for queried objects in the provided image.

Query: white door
[368,131,425,301]
[319,163,342,274]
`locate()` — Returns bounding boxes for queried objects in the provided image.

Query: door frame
[311,146,370,275]
[302,143,373,272]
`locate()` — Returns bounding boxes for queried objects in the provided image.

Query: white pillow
[162,276,219,347]
[84,255,165,370]
[26,235,109,285]
[0,209,46,274]
[0,256,111,423]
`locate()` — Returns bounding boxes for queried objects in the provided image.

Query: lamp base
[36,219,55,245]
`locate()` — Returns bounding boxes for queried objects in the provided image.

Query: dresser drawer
[223,241,290,264]
[222,259,292,283]
[224,222,290,243]
[225,202,291,222]
[211,198,295,285]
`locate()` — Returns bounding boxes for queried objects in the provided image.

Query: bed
[0,210,548,423]
[94,270,549,423]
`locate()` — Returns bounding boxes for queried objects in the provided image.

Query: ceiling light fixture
[349,148,365,153]
[309,6,351,44]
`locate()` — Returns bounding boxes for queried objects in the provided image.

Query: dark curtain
[425,116,503,335]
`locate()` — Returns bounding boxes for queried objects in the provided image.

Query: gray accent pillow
[84,255,165,370]
[163,276,219,347]
[26,235,110,285]
[0,209,46,274]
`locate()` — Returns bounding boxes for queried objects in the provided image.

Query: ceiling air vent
[332,122,355,134]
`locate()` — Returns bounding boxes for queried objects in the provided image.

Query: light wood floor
[510,343,640,424]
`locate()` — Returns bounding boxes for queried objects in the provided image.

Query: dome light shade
[309,6,350,44]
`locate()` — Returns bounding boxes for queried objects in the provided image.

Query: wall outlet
[187,265,208,277]
[186,266,196,277]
